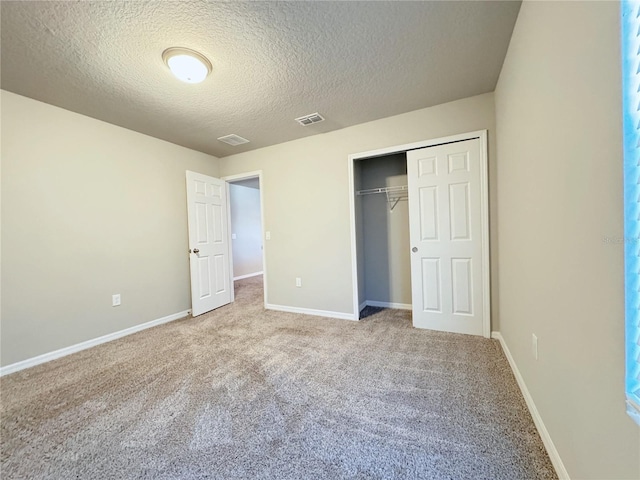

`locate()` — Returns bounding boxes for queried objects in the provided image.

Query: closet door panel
[407,137,488,337]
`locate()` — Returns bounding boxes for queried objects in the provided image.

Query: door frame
[222,170,268,308]
[347,130,491,337]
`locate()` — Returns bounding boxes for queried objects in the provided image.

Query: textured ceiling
[1,1,521,158]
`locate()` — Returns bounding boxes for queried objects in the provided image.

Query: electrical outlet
[231,233,237,240]
[265,231,271,240]
[532,334,538,360]
[295,277,302,287]
[112,294,121,307]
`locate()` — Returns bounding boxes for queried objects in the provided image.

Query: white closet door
[407,138,487,336]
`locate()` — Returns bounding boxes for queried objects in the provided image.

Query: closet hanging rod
[356,185,408,196]
[356,185,408,212]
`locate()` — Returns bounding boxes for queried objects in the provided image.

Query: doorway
[348,131,490,337]
[223,171,267,307]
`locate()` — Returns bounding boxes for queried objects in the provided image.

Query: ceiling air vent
[295,112,325,126]
[217,134,250,146]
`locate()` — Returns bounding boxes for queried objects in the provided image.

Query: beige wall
[229,183,263,278]
[1,91,219,366]
[357,154,411,305]
[219,93,498,319]
[495,2,640,479]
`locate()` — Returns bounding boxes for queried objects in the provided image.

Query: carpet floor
[1,276,556,479]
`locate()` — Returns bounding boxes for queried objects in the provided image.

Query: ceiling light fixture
[162,47,212,84]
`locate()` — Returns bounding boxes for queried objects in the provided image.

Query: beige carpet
[1,276,556,479]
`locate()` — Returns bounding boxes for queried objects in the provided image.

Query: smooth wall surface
[229,183,263,278]
[1,91,219,366]
[219,93,497,318]
[359,154,410,305]
[495,2,640,478]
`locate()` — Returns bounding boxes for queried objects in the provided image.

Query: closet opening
[348,131,491,337]
[353,152,412,318]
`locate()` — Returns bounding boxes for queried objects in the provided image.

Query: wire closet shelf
[356,185,408,211]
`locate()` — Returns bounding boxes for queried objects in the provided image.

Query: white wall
[1,91,220,366]
[495,2,640,478]
[219,93,498,319]
[229,183,263,278]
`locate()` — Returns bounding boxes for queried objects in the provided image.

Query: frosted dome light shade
[162,48,211,84]
[167,55,208,83]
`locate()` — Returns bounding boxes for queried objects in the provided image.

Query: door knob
[412,247,418,253]
[193,248,200,254]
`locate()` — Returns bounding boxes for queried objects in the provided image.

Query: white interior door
[186,171,232,316]
[407,138,487,336]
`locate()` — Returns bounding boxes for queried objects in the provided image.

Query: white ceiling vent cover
[217,134,250,146]
[295,112,325,126]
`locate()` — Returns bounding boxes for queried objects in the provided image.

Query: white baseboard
[359,301,367,312]
[365,300,412,310]
[233,271,263,281]
[0,309,191,377]
[491,331,570,479]
[266,303,357,321]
